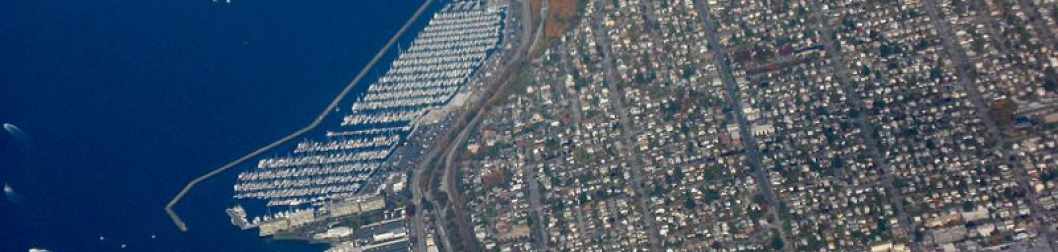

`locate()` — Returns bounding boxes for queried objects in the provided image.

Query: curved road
[438,0,549,250]
[410,0,541,251]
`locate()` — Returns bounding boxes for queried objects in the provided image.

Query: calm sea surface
[0,0,426,251]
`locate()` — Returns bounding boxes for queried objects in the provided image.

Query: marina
[231,1,505,216]
[160,2,512,251]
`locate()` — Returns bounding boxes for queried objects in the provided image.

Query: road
[439,0,547,248]
[921,0,1058,249]
[1014,0,1058,49]
[523,1,552,250]
[410,150,432,252]
[553,42,596,250]
[520,42,588,251]
[590,0,665,250]
[409,0,540,251]
[527,0,549,57]
[691,0,792,250]
[808,0,917,244]
[435,0,549,250]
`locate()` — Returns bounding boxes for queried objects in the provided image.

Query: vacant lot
[531,0,581,40]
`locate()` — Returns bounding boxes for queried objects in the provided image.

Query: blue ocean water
[0,0,425,251]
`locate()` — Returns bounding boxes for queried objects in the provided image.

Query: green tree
[770,230,785,250]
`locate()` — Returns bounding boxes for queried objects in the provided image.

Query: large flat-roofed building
[328,195,386,218]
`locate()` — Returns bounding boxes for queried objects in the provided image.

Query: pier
[164,0,437,232]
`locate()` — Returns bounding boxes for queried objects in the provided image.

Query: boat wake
[3,123,32,152]
[4,182,22,204]
[1,123,31,205]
